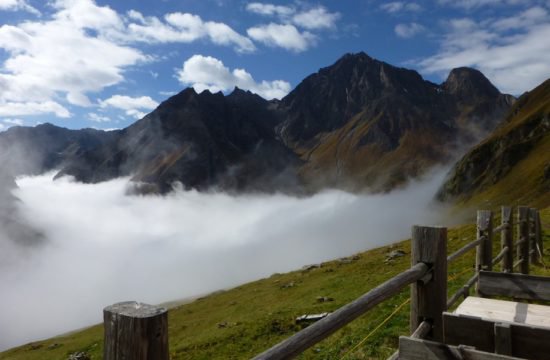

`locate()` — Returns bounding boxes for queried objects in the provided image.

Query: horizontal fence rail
[252,262,430,359]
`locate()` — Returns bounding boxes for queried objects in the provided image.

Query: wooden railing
[101,206,544,360]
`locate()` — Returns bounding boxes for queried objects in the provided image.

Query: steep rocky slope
[278,53,514,191]
[439,78,550,208]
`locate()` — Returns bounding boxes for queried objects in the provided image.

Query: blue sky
[0,0,549,131]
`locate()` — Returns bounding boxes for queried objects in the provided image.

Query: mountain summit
[0,52,516,194]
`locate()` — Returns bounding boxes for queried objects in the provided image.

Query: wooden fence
[102,206,544,360]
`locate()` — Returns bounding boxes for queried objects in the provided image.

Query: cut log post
[104,301,168,360]
[529,208,538,264]
[501,207,513,273]
[410,226,447,342]
[518,207,530,275]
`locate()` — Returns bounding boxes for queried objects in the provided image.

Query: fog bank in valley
[0,170,449,350]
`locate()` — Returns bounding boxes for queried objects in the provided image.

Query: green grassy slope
[2,207,549,360]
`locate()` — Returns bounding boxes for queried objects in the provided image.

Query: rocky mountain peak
[443,67,500,101]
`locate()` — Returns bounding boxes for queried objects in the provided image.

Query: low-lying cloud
[0,169,449,350]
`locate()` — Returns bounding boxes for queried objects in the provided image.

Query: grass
[2,206,549,360]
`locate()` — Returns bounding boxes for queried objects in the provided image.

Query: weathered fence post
[529,208,538,264]
[535,210,543,258]
[476,210,493,272]
[518,206,530,274]
[410,226,447,342]
[501,206,513,273]
[104,301,169,360]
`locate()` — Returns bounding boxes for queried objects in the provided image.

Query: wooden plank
[454,297,550,327]
[501,206,513,273]
[252,262,429,360]
[444,310,550,359]
[478,271,550,301]
[399,336,524,360]
[410,226,447,342]
[444,312,494,352]
[494,322,512,355]
[517,207,530,274]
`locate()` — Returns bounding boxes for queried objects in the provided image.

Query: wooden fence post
[104,301,169,360]
[501,206,513,273]
[518,206,530,275]
[529,208,538,264]
[410,226,447,342]
[476,210,493,273]
[535,210,543,258]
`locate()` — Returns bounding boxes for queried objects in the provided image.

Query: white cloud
[246,2,294,17]
[247,23,316,52]
[0,117,24,131]
[3,118,23,125]
[100,95,158,119]
[380,2,422,13]
[88,112,110,123]
[0,0,147,118]
[0,0,259,118]
[0,0,39,15]
[1,169,448,349]
[125,11,255,53]
[438,0,530,9]
[291,7,340,30]
[177,54,291,100]
[419,8,550,94]
[0,101,70,118]
[395,22,425,38]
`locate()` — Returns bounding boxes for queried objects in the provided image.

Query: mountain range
[0,52,518,195]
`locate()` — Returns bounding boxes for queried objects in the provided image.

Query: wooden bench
[442,270,550,359]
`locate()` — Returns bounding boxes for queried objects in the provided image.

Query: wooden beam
[477,271,550,301]
[399,336,524,360]
[410,226,447,342]
[501,206,513,273]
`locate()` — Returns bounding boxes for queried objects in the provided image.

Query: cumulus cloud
[291,7,340,30]
[100,95,159,119]
[246,2,294,17]
[380,2,422,13]
[395,22,425,38]
[0,169,449,349]
[0,0,259,119]
[88,112,110,123]
[177,54,291,100]
[418,6,550,94]
[245,3,339,51]
[437,0,529,9]
[247,23,316,52]
[0,0,147,118]
[124,10,255,53]
[0,117,24,131]
[0,0,39,15]
[0,101,70,118]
